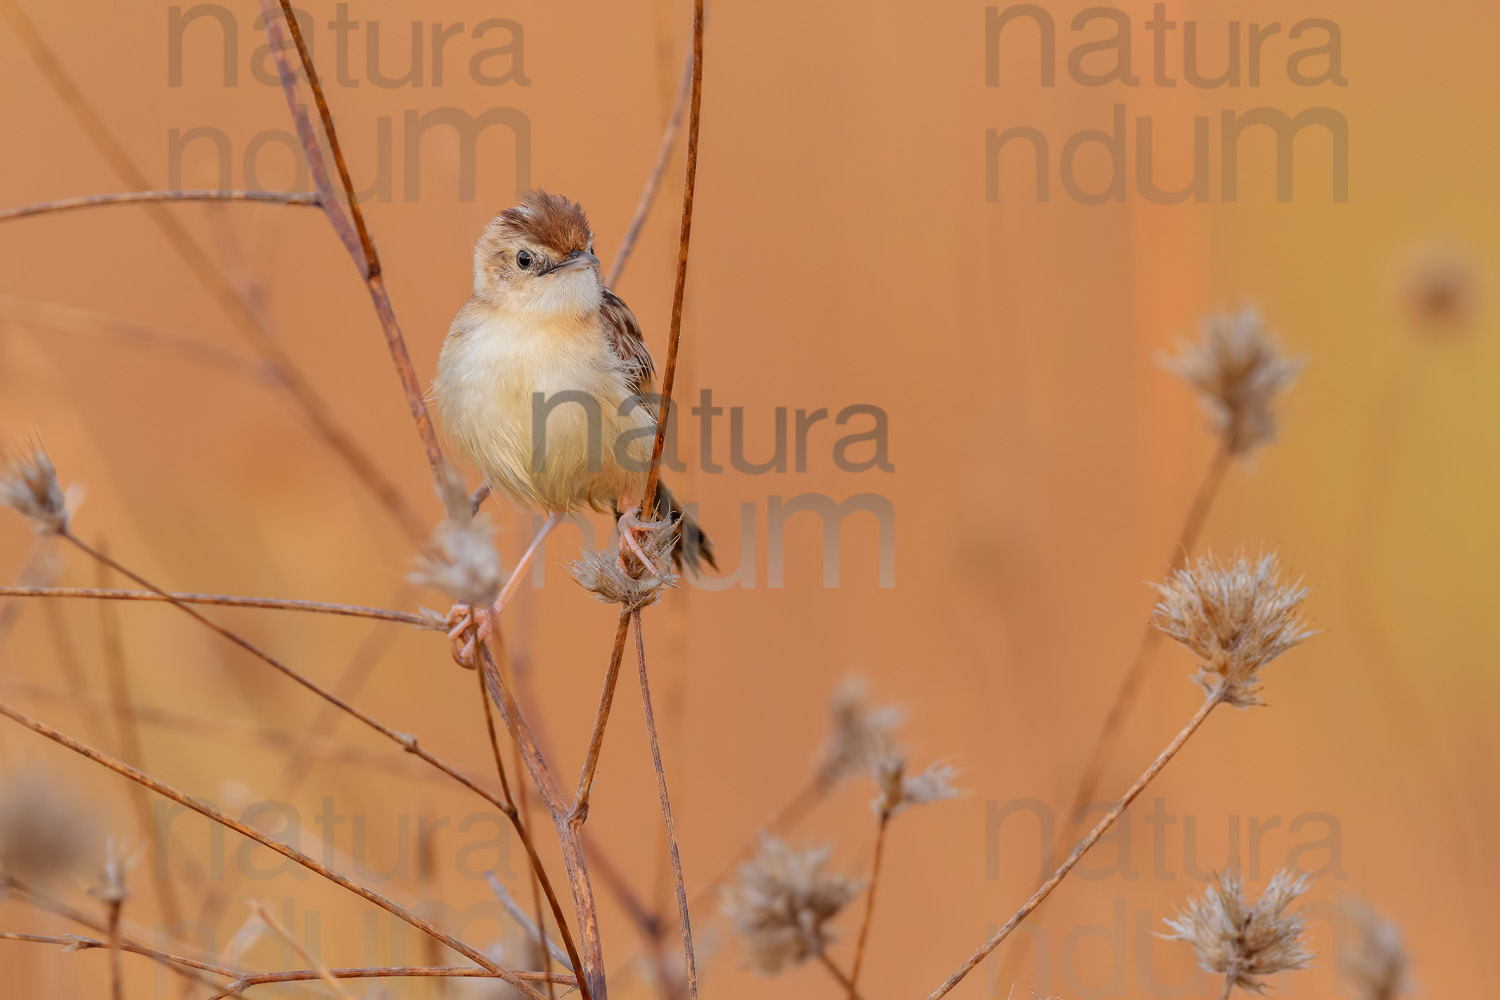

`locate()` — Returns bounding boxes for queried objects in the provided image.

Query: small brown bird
[433,191,713,650]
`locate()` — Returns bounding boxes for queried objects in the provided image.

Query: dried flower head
[1153,552,1316,708]
[411,513,503,607]
[1346,899,1408,1000]
[721,834,861,975]
[1160,309,1304,456]
[0,773,97,885]
[1403,243,1478,336]
[817,676,904,786]
[1,440,69,534]
[1163,868,1314,996]
[570,523,679,610]
[872,753,961,817]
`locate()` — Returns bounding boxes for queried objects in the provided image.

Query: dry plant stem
[204,966,577,1000]
[632,611,699,999]
[926,687,1228,999]
[0,0,429,544]
[258,0,448,491]
[847,812,891,998]
[571,612,633,824]
[95,552,188,934]
[640,0,705,515]
[54,531,515,816]
[249,900,349,998]
[1,877,236,992]
[0,190,319,224]
[1218,968,1238,1000]
[606,44,695,289]
[1063,443,1231,824]
[0,932,240,981]
[0,702,547,1000]
[480,647,607,1000]
[474,666,589,1000]
[0,586,429,626]
[486,873,573,969]
[105,890,125,1000]
[817,953,866,1000]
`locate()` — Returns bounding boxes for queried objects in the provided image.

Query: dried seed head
[1160,309,1304,456]
[721,834,861,975]
[1163,868,1315,996]
[412,513,503,607]
[1153,552,1316,708]
[871,753,961,818]
[1347,899,1408,1000]
[0,773,97,885]
[1403,244,1477,336]
[1,440,69,534]
[570,524,679,610]
[818,676,905,786]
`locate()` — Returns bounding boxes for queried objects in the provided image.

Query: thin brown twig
[846,811,890,997]
[570,612,632,825]
[0,585,431,626]
[485,873,572,970]
[816,952,866,1000]
[479,644,607,1000]
[606,44,695,290]
[0,0,431,544]
[0,190,320,224]
[639,0,706,518]
[0,701,547,1000]
[247,900,350,999]
[94,548,188,934]
[926,686,1229,999]
[632,611,699,999]
[203,965,578,1000]
[52,530,513,817]
[0,931,241,982]
[474,664,590,1000]
[258,0,448,490]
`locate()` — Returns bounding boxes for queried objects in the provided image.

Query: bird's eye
[516,250,533,269]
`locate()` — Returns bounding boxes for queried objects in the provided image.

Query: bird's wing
[599,287,657,401]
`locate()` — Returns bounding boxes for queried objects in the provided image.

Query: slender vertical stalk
[846,812,890,997]
[633,611,698,999]
[571,612,632,824]
[926,687,1228,999]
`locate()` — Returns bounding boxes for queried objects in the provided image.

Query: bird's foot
[445,603,493,669]
[615,505,673,577]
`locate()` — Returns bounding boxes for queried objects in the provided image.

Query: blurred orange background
[0,1,1495,998]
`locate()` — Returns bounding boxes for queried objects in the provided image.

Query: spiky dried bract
[721,834,861,975]
[818,676,905,786]
[1347,899,1408,1000]
[872,753,961,817]
[1161,309,1303,456]
[1164,868,1314,996]
[569,524,679,610]
[411,513,503,607]
[1153,552,1315,708]
[1,441,69,534]
[0,774,97,885]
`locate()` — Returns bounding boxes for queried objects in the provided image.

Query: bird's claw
[616,505,671,576]
[445,603,493,669]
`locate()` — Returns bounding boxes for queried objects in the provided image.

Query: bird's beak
[550,250,600,274]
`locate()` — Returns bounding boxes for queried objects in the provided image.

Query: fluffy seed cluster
[1153,553,1315,708]
[721,834,861,975]
[1347,899,1408,1000]
[0,441,69,534]
[0,775,97,885]
[411,513,503,608]
[1160,308,1303,456]
[871,753,961,818]
[1163,868,1314,996]
[817,676,904,786]
[570,522,679,610]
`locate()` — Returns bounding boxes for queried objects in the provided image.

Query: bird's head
[472,190,602,316]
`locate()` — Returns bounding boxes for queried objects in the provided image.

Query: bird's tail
[651,480,716,574]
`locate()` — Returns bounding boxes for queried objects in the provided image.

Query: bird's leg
[444,510,563,669]
[615,492,673,576]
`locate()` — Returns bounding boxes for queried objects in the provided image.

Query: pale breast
[434,303,654,511]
